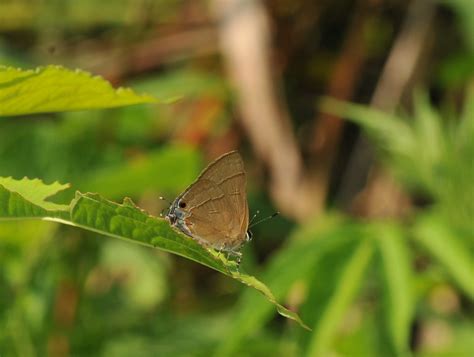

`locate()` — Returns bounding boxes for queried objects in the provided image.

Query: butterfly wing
[175,178,241,249]
[196,151,249,238]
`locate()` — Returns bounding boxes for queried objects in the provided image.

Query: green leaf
[373,222,414,355]
[69,192,308,329]
[306,237,374,356]
[319,97,416,157]
[0,177,70,218]
[320,93,473,227]
[413,212,474,298]
[68,192,227,272]
[214,216,355,357]
[0,177,308,328]
[228,273,310,330]
[0,65,155,116]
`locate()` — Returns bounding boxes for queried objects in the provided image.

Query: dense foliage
[1,1,472,356]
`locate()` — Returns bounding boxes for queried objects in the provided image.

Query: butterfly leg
[228,250,242,267]
[214,245,225,261]
[219,249,242,271]
[235,251,242,266]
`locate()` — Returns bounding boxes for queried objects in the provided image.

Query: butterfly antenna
[159,196,172,217]
[249,211,279,228]
[159,196,172,204]
[249,210,260,225]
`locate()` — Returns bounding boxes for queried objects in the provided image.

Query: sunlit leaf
[0,177,308,328]
[0,177,70,217]
[0,65,155,116]
[68,192,227,272]
[69,192,308,328]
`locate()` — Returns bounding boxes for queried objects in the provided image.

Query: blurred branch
[309,0,374,212]
[310,0,371,155]
[212,0,380,221]
[346,0,437,217]
[371,0,436,111]
[212,0,315,221]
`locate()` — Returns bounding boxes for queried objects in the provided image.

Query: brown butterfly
[166,151,252,262]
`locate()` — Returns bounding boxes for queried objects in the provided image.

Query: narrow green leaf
[229,273,310,330]
[0,177,308,328]
[215,216,354,357]
[319,97,415,157]
[412,92,445,186]
[374,222,414,355]
[306,237,374,357]
[413,213,474,298]
[0,65,155,116]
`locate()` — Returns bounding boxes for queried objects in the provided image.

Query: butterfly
[166,151,252,262]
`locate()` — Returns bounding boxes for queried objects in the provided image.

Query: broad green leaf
[373,222,414,355]
[68,192,226,273]
[0,177,70,219]
[0,177,308,328]
[68,192,308,328]
[306,237,374,356]
[0,177,69,211]
[215,216,354,357]
[413,213,474,298]
[0,65,155,116]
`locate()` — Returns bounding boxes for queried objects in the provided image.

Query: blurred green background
[0,0,473,356]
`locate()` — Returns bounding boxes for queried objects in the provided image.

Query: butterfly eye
[179,201,187,208]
